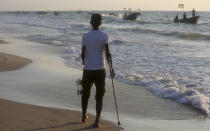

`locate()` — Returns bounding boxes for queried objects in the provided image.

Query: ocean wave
[110,38,130,45]
[118,27,210,41]
[63,40,210,116]
[175,32,210,40]
[0,15,88,35]
[70,23,89,30]
[60,42,210,115]
[111,68,210,114]
[21,32,84,46]
[136,19,171,25]
[101,13,119,18]
[61,45,83,69]
[146,79,210,114]
[4,19,69,32]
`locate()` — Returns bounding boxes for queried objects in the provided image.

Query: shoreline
[0,38,120,131]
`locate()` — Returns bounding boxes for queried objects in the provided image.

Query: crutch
[108,56,121,125]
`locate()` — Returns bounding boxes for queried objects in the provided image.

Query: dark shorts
[82,69,106,100]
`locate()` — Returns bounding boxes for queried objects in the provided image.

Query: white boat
[123,8,140,20]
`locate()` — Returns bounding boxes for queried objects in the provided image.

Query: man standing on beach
[81,14,114,128]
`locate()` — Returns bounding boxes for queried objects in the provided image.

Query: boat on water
[174,8,199,24]
[16,11,29,14]
[76,10,82,13]
[174,16,199,24]
[123,12,140,20]
[123,8,140,20]
[109,12,117,16]
[37,11,47,15]
[54,11,59,15]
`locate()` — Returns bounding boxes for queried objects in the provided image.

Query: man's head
[90,14,102,30]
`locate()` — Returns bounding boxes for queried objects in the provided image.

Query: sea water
[0,11,210,115]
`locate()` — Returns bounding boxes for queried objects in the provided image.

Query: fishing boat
[123,8,140,20]
[54,11,59,15]
[76,10,82,13]
[109,12,117,16]
[174,4,199,24]
[174,15,199,24]
[37,11,47,15]
[123,12,140,20]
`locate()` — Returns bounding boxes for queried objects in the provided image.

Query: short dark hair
[90,13,102,26]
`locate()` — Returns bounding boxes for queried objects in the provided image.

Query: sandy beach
[0,99,119,131]
[0,52,31,72]
[0,39,120,131]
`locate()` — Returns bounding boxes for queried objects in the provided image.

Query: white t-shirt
[82,30,109,70]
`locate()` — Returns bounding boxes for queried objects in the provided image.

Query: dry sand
[0,40,120,131]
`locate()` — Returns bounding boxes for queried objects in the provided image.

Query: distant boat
[16,11,29,14]
[54,11,59,15]
[16,11,22,14]
[174,9,200,24]
[123,8,140,20]
[37,11,47,15]
[76,10,82,13]
[123,12,140,20]
[174,16,200,24]
[109,12,117,16]
[174,6,199,24]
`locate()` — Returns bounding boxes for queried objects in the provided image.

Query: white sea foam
[51,40,63,46]
[60,44,210,114]
[147,80,210,114]
[61,45,83,69]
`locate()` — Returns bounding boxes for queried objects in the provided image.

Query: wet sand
[0,52,31,72]
[0,39,8,44]
[0,39,31,71]
[0,99,119,131]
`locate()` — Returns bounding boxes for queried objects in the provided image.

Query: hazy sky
[0,0,209,11]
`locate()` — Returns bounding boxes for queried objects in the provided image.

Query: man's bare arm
[105,44,115,78]
[81,45,86,65]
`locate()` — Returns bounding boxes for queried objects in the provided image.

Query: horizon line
[0,9,209,12]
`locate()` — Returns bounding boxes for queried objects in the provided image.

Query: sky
[0,0,209,11]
